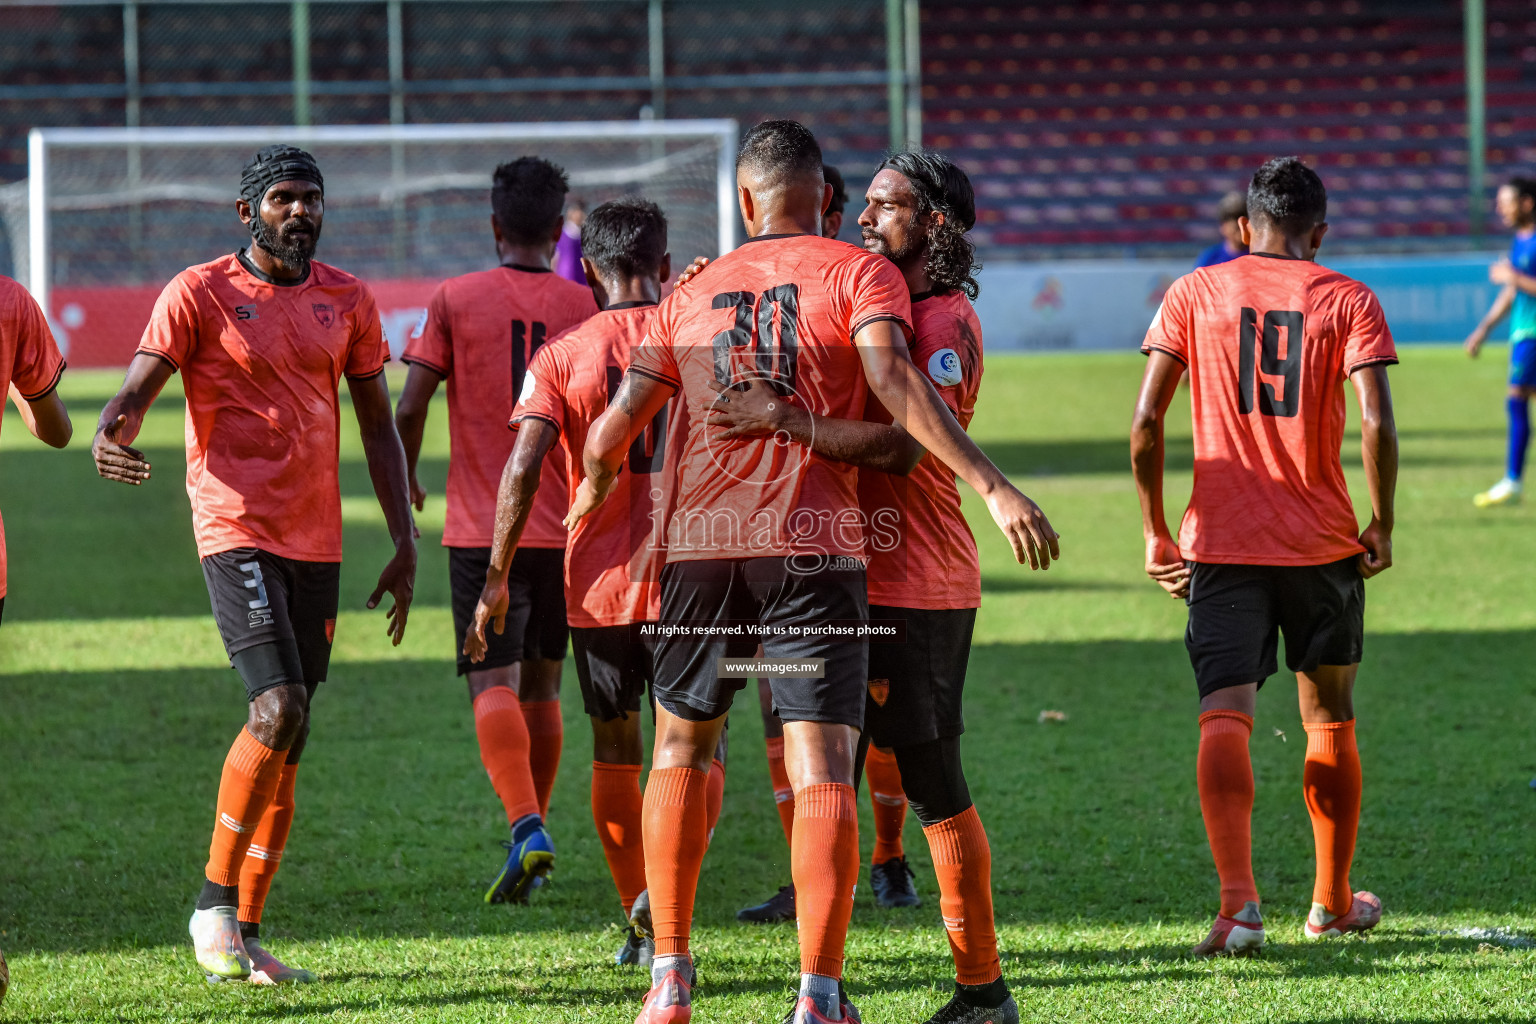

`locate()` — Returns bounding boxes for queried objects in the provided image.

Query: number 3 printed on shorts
[1238,307,1304,418]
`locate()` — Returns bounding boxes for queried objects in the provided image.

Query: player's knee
[894,737,972,827]
[591,715,643,765]
[248,683,309,751]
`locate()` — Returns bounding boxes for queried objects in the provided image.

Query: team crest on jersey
[868,678,890,707]
[312,303,336,328]
[927,348,963,387]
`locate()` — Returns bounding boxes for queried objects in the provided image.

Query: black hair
[736,119,824,190]
[1217,190,1248,223]
[1246,157,1327,236]
[581,197,668,280]
[877,150,982,300]
[491,156,569,245]
[823,164,849,216]
[1505,177,1536,206]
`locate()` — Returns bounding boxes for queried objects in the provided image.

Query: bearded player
[464,197,727,966]
[91,145,417,984]
[740,161,921,927]
[1132,156,1398,956]
[395,157,596,903]
[572,120,1058,1024]
[711,152,1015,1023]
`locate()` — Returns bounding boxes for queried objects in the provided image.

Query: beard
[861,216,923,263]
[251,215,320,266]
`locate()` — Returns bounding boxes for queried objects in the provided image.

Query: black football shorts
[518,546,570,662]
[571,623,654,722]
[202,548,340,699]
[1185,557,1365,698]
[864,605,976,747]
[449,545,569,676]
[652,556,869,727]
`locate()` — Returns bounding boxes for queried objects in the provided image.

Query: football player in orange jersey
[91,145,416,985]
[1133,157,1398,957]
[395,157,597,904]
[574,120,1057,1024]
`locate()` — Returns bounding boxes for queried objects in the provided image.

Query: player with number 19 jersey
[630,233,911,564]
[1141,255,1396,566]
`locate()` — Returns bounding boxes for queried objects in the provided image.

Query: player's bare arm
[854,319,1060,569]
[704,375,923,475]
[349,372,418,645]
[464,418,558,662]
[9,383,71,448]
[92,352,175,485]
[1466,282,1515,356]
[1352,363,1398,579]
[1130,349,1190,598]
[1490,259,1536,299]
[566,369,673,527]
[393,363,444,514]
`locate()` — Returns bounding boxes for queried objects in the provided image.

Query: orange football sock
[923,805,1002,986]
[865,745,908,864]
[206,728,288,888]
[1197,710,1259,917]
[705,757,726,841]
[591,761,646,915]
[642,766,709,958]
[239,762,298,924]
[523,699,563,819]
[1303,719,1361,918]
[472,687,541,827]
[791,783,859,979]
[765,736,795,847]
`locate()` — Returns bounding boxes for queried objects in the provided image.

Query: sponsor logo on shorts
[312,303,336,328]
[868,678,890,706]
[325,618,336,644]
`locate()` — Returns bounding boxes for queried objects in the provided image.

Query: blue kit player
[1466,176,1536,507]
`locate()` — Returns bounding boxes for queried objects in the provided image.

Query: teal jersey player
[1466,178,1536,507]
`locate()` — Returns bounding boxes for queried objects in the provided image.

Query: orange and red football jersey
[1141,254,1397,566]
[137,253,389,563]
[629,234,912,563]
[512,302,685,627]
[0,276,67,598]
[862,290,983,610]
[403,265,596,549]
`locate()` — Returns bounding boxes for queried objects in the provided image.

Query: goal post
[22,119,738,364]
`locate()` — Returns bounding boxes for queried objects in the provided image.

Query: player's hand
[674,256,710,289]
[368,538,417,646]
[1464,327,1487,358]
[565,475,611,529]
[1357,517,1393,579]
[409,474,426,513]
[464,576,509,663]
[705,376,797,439]
[1145,532,1189,599]
[1490,260,1516,286]
[985,485,1060,570]
[92,414,151,485]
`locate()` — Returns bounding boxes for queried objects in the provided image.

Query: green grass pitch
[1,347,1532,1022]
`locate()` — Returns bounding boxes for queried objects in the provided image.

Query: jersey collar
[237,248,311,287]
[501,263,553,273]
[606,300,658,310]
[740,232,814,245]
[1250,251,1306,261]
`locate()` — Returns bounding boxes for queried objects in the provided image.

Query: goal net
[18,120,737,365]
